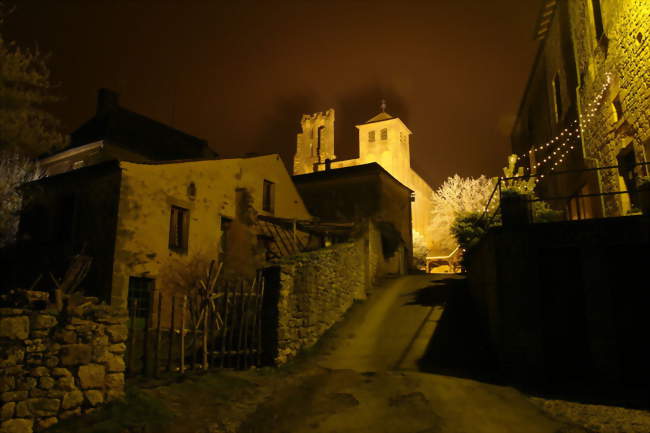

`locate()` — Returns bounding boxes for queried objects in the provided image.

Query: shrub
[450,211,497,270]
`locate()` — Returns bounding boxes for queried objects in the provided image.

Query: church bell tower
[293,109,336,175]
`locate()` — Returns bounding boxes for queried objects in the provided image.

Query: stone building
[511,0,649,218]
[293,105,435,251]
[39,88,216,177]
[293,162,413,275]
[18,154,311,312]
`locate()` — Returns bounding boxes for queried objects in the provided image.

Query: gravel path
[530,397,650,433]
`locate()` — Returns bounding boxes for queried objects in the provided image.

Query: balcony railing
[480,161,650,225]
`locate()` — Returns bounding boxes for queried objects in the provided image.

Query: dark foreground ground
[45,274,650,433]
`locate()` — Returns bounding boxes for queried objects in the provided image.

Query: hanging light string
[520,72,612,180]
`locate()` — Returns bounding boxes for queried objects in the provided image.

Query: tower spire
[380,99,387,113]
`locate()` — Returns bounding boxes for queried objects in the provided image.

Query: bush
[450,211,497,270]
[532,200,563,223]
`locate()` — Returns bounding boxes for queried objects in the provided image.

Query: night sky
[4,0,540,188]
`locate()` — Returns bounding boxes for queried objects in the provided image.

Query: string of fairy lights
[517,72,613,182]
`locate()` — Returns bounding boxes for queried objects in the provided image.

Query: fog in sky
[5,0,541,187]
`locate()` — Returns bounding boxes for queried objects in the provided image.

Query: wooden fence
[125,275,265,377]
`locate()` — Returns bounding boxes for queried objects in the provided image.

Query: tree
[0,149,41,248]
[0,4,66,247]
[429,174,495,255]
[1,3,67,155]
[412,230,428,269]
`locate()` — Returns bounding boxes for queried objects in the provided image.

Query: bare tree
[0,150,42,247]
[429,174,495,255]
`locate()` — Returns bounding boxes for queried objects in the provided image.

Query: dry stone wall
[274,240,366,364]
[569,0,650,216]
[0,304,127,433]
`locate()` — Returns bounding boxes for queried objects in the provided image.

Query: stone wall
[0,304,128,433]
[569,0,650,216]
[273,239,366,364]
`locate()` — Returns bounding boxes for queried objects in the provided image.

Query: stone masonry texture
[0,303,128,433]
[274,239,366,365]
[570,0,650,216]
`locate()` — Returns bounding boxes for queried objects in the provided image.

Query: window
[169,205,189,252]
[128,277,154,319]
[612,96,623,123]
[368,130,375,142]
[187,182,197,200]
[262,180,275,213]
[617,146,639,209]
[591,0,604,41]
[380,128,388,140]
[567,184,593,220]
[317,126,325,161]
[552,73,563,123]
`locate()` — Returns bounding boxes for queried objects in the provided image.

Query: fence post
[127,298,137,376]
[154,290,162,378]
[168,295,176,373]
[257,274,266,366]
[142,289,155,377]
[237,281,246,369]
[203,308,208,371]
[220,284,230,368]
[180,295,186,375]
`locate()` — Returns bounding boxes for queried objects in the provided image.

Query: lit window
[263,180,275,213]
[169,205,189,252]
[380,128,388,140]
[368,131,375,142]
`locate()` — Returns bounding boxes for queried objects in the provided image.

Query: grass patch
[44,387,173,433]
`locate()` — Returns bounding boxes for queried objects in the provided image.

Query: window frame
[380,128,388,140]
[368,130,375,142]
[168,205,190,253]
[262,179,275,214]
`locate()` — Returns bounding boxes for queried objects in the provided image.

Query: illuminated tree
[0,150,42,247]
[1,3,67,155]
[0,4,65,246]
[412,230,428,269]
[429,174,495,255]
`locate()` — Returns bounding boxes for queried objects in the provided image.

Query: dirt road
[238,274,588,433]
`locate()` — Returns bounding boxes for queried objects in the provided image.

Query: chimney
[97,88,119,115]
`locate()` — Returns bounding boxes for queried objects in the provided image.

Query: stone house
[511,0,649,218]
[18,154,312,314]
[38,88,216,176]
[293,107,435,252]
[293,162,413,275]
